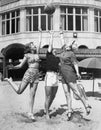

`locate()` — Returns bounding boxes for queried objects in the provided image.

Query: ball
[44,4,55,15]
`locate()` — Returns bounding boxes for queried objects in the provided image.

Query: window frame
[26,6,53,32]
[1,10,20,35]
[60,6,88,32]
[94,9,101,32]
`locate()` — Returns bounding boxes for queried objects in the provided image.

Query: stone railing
[39,48,101,59]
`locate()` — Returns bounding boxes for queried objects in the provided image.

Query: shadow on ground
[6,104,93,128]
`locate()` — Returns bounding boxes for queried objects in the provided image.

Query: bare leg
[45,86,52,119]
[29,83,38,113]
[45,86,58,119]
[62,83,72,110]
[49,87,58,108]
[4,77,28,94]
[62,83,72,120]
[28,82,38,120]
[68,82,91,115]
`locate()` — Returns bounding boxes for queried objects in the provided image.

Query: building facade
[0,0,101,79]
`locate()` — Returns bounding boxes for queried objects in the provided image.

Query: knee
[17,89,23,94]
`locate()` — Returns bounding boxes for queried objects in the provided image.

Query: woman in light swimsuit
[5,30,42,121]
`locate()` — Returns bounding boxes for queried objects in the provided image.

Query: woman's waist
[29,63,39,68]
[60,63,73,67]
[60,63,74,69]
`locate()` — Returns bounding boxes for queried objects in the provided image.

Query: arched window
[96,46,101,49]
[78,45,88,49]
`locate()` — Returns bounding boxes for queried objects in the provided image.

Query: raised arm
[37,27,42,54]
[13,56,27,69]
[48,31,54,53]
[59,31,65,48]
[54,31,65,57]
[74,63,81,79]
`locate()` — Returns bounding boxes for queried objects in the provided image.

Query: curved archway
[78,45,88,49]
[2,43,25,60]
[42,45,49,48]
[96,46,101,49]
[1,43,27,80]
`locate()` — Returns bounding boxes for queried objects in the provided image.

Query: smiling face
[30,42,36,49]
[29,42,37,53]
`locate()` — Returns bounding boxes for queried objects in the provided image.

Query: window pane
[12,11,15,18]
[76,8,81,14]
[76,16,81,30]
[2,22,5,35]
[2,14,5,20]
[16,10,20,16]
[12,19,15,33]
[16,18,20,32]
[6,20,10,34]
[94,17,98,32]
[33,16,38,31]
[60,6,66,13]
[68,7,73,14]
[68,15,73,30]
[100,18,101,32]
[82,8,87,14]
[7,13,10,19]
[26,9,31,15]
[94,10,98,16]
[82,16,88,31]
[41,15,46,30]
[41,6,45,14]
[48,15,53,30]
[60,15,66,30]
[100,11,101,16]
[33,7,38,14]
[26,16,31,31]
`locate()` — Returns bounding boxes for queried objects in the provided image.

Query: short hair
[24,46,31,54]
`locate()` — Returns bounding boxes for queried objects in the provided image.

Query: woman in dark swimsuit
[57,31,91,120]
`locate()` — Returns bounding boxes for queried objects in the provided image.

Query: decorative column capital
[20,6,26,11]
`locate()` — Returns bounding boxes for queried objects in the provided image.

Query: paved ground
[0,79,101,130]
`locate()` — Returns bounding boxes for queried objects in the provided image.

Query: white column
[20,7,26,32]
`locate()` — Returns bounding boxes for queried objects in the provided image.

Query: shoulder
[24,53,28,58]
[47,51,52,55]
[68,50,75,55]
[24,53,32,58]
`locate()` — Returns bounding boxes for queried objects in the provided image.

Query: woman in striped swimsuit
[5,31,42,121]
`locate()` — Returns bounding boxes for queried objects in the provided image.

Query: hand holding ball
[44,4,56,15]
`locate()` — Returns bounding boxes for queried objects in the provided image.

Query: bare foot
[67,110,73,121]
[46,114,50,120]
[27,112,36,121]
[86,105,92,115]
[4,77,13,82]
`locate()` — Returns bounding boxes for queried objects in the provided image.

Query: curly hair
[24,46,31,54]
